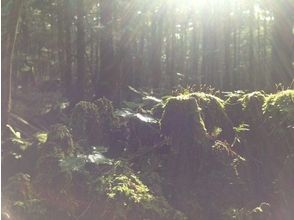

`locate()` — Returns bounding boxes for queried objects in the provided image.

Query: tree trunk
[57,1,66,91]
[223,1,232,90]
[190,13,200,86]
[75,0,86,101]
[248,0,255,89]
[201,4,218,87]
[150,6,164,88]
[96,0,116,101]
[117,1,135,101]
[2,0,23,128]
[63,0,73,98]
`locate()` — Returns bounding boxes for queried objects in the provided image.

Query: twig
[10,112,48,131]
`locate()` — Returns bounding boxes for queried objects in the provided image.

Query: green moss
[103,172,154,203]
[224,91,266,128]
[190,92,225,107]
[99,168,187,220]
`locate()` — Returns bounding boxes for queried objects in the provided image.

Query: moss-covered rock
[71,101,100,145]
[224,91,245,126]
[127,114,161,153]
[190,92,234,142]
[93,97,115,132]
[241,91,267,127]
[263,90,294,132]
[97,165,187,220]
[223,90,294,208]
[262,90,294,174]
[160,96,209,200]
[160,96,207,143]
[45,124,74,155]
[71,98,115,150]
[159,94,252,220]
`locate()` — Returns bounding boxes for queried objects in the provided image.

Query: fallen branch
[9,112,48,136]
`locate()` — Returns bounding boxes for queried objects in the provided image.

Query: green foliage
[34,132,47,144]
[2,173,47,220]
[103,172,154,203]
[233,123,250,133]
[224,202,271,220]
[97,163,187,220]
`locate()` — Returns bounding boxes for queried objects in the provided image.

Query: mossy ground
[2,90,294,220]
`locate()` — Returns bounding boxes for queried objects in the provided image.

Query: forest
[1,0,294,219]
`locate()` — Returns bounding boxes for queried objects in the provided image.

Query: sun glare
[161,0,271,20]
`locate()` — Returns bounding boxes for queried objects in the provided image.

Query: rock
[160,96,207,143]
[190,92,235,142]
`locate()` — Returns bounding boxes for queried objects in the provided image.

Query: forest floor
[1,85,294,220]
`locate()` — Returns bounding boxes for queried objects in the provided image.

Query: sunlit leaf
[35,132,48,144]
